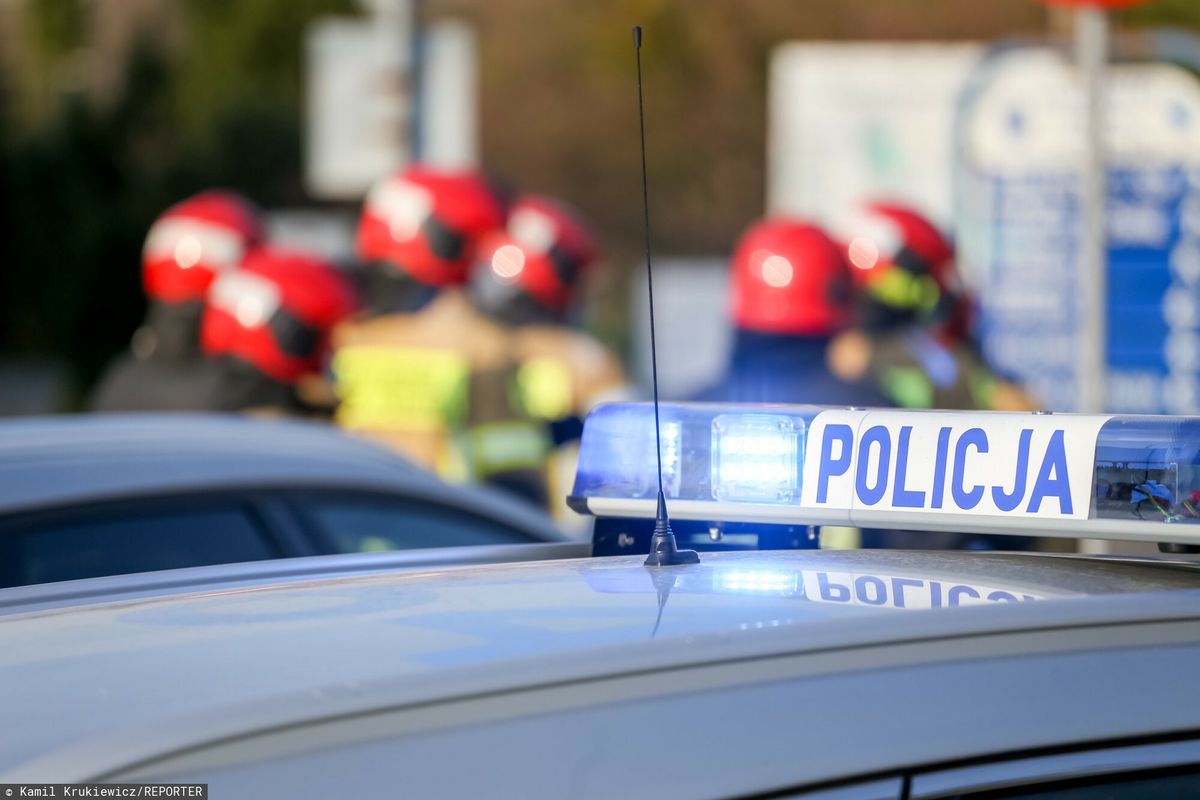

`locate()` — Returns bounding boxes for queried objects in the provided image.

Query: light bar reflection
[713,569,801,596]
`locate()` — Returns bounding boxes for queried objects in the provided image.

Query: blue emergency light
[569,403,1200,546]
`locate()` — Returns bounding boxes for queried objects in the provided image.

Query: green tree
[1,0,356,401]
[1121,0,1200,28]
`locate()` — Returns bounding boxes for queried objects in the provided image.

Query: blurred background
[2,0,1200,412]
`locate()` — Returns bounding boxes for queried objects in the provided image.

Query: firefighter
[469,195,627,416]
[693,217,888,406]
[332,166,552,499]
[827,200,1037,412]
[468,196,630,524]
[200,247,358,414]
[91,191,263,412]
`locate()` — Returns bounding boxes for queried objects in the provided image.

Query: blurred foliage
[27,0,85,57]
[1120,0,1200,27]
[0,0,354,399]
[172,0,348,144]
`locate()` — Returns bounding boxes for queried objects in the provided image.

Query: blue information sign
[958,51,1200,414]
[978,167,1200,414]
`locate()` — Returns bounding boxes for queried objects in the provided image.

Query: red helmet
[142,191,264,303]
[470,196,600,319]
[357,165,506,287]
[730,218,852,336]
[839,201,958,325]
[201,248,358,384]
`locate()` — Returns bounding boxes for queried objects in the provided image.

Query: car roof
[3,548,1200,780]
[0,413,565,539]
[0,541,592,617]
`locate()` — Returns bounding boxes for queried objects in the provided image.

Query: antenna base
[644,519,700,567]
[644,545,700,567]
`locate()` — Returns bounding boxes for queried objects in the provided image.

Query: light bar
[569,402,1200,546]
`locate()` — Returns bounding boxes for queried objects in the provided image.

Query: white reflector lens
[711,414,802,503]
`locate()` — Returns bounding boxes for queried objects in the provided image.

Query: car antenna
[634,24,699,568]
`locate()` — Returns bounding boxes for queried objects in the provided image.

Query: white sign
[800,410,1110,520]
[420,20,479,170]
[305,16,411,199]
[768,42,984,229]
[962,49,1200,174]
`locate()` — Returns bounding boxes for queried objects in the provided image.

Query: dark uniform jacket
[694,331,891,407]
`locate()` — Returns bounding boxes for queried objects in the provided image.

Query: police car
[3,403,1200,799]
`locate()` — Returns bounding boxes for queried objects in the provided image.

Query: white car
[3,402,1200,799]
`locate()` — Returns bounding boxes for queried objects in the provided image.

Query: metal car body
[0,413,570,587]
[7,401,1200,798]
[2,548,1200,798]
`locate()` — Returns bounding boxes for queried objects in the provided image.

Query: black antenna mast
[634,25,699,568]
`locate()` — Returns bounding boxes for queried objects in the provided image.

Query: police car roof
[5,548,1200,782]
[0,413,562,538]
[0,541,592,617]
